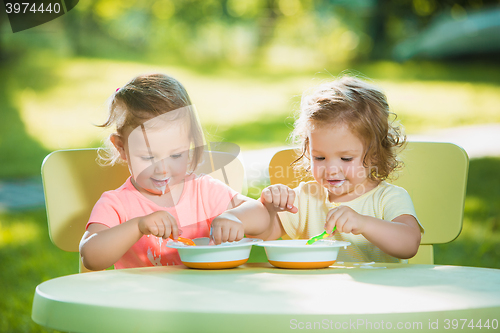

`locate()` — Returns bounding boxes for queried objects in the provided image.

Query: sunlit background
[1,1,500,331]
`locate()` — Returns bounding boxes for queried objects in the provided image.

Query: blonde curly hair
[291,75,406,181]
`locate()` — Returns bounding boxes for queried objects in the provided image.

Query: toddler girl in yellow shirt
[256,75,423,263]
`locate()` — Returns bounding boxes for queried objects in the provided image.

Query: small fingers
[220,225,230,243]
[278,186,289,210]
[270,186,282,208]
[326,206,340,222]
[148,223,159,236]
[325,207,341,234]
[169,218,179,239]
[235,228,245,242]
[260,188,273,204]
[227,225,245,242]
[211,225,221,245]
[226,227,237,243]
[286,189,297,213]
[261,185,297,212]
[328,208,351,233]
[211,223,244,244]
[336,214,350,233]
[155,221,166,238]
[324,220,335,234]
[154,211,178,239]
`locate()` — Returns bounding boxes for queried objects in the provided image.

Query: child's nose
[154,159,169,175]
[326,163,341,175]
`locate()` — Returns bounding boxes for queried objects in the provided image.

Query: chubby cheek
[128,157,153,179]
[169,156,189,179]
[342,164,358,180]
[346,163,369,183]
[310,162,324,183]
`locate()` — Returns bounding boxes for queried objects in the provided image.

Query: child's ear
[110,133,127,161]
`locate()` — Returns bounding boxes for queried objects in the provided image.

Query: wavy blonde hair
[291,75,406,181]
[97,73,204,172]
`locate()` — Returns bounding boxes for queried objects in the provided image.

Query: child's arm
[210,195,268,244]
[79,211,179,270]
[211,185,297,243]
[325,206,421,259]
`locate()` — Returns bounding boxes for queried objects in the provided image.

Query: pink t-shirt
[87,173,238,269]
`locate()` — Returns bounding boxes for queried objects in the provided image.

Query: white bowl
[256,239,350,269]
[166,237,263,269]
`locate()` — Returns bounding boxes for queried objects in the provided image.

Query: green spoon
[306,226,337,245]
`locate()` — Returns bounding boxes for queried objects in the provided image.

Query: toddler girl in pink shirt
[79,73,264,270]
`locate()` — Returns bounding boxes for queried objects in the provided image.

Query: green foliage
[0,57,51,178]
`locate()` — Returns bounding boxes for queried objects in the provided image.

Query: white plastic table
[32,262,500,333]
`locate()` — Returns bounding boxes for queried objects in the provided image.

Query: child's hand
[260,185,298,213]
[325,206,367,235]
[137,211,179,239]
[210,213,244,245]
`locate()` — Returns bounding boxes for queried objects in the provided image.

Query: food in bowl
[166,237,262,269]
[256,239,350,269]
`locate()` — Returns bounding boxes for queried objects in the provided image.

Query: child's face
[308,122,374,201]
[116,116,192,196]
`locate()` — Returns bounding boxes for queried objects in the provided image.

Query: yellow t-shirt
[278,181,423,263]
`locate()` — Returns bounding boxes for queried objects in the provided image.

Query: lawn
[1,55,500,332]
[5,55,500,158]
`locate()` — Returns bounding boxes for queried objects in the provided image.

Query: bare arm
[362,214,421,259]
[211,194,274,243]
[326,207,421,259]
[218,195,284,239]
[80,220,141,271]
[212,185,297,243]
[79,211,179,270]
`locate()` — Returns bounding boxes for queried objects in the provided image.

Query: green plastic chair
[41,148,246,273]
[267,142,469,264]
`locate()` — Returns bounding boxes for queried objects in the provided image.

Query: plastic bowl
[166,237,263,269]
[256,239,350,269]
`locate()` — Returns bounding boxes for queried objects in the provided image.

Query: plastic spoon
[306,226,337,245]
[170,236,196,246]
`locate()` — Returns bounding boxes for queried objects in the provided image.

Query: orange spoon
[170,236,196,246]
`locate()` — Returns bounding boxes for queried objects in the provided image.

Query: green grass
[2,55,500,179]
[434,157,500,268]
[0,210,78,333]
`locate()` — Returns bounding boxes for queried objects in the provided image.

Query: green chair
[41,148,246,273]
[268,142,469,264]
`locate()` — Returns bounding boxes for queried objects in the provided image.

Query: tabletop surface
[32,262,500,333]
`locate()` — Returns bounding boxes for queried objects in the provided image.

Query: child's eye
[170,153,182,159]
[141,156,154,161]
[313,156,325,161]
[341,157,353,162]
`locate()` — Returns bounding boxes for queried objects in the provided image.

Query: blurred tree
[366,0,500,59]
[0,2,9,61]
[3,0,500,67]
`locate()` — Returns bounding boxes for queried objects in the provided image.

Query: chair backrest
[41,148,245,272]
[269,142,469,264]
